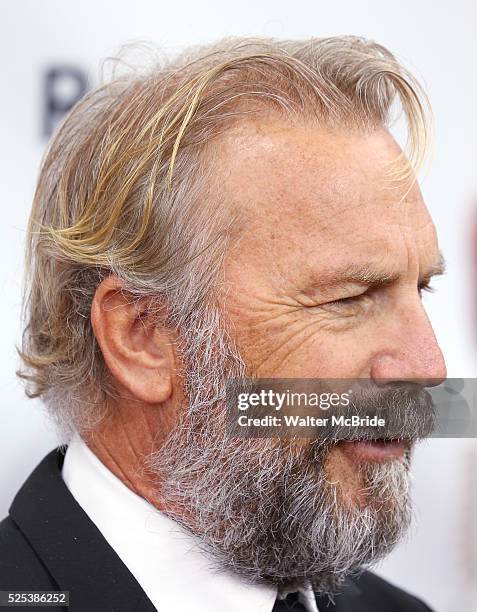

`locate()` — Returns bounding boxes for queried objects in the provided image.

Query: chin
[324,441,413,510]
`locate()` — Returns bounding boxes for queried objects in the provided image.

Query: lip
[338,439,408,463]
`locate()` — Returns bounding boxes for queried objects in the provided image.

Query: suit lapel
[314,576,366,612]
[9,449,156,612]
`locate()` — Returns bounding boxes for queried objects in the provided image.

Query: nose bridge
[372,296,447,385]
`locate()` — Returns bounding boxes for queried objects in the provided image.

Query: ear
[91,275,175,404]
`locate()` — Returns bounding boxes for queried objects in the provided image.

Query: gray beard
[146,308,415,597]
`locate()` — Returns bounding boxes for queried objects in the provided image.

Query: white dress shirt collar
[62,435,319,612]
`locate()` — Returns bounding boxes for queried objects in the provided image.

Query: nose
[370,298,447,387]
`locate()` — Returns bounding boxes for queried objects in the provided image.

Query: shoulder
[0,515,56,589]
[348,570,433,611]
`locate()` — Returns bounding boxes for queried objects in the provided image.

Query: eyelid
[329,279,436,307]
[326,290,369,308]
[336,292,366,302]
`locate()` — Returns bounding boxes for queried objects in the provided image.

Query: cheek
[264,332,373,378]
[231,309,379,378]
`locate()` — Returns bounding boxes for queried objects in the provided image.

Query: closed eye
[327,280,436,310]
[323,290,371,312]
[330,293,366,305]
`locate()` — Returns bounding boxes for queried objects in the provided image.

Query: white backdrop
[1,2,477,610]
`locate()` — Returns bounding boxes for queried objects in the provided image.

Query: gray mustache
[314,384,435,442]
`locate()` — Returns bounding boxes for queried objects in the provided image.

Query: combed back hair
[18,35,432,434]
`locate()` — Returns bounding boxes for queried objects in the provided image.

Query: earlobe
[91,275,174,405]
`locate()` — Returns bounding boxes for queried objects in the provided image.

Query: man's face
[218,120,446,493]
[149,120,446,593]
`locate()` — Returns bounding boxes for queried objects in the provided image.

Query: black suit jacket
[0,449,433,612]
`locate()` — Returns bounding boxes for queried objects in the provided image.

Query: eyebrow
[312,251,446,289]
